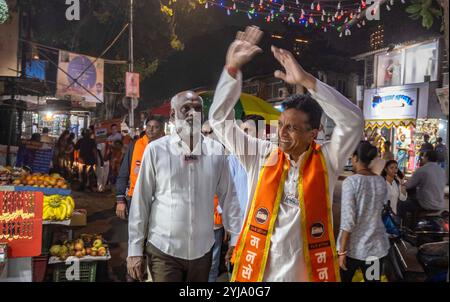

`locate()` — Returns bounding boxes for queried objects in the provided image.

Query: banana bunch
[43,195,75,221]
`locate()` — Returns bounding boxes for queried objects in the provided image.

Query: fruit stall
[0,166,108,282]
[48,234,111,282]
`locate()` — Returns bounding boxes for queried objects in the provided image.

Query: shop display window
[375,40,439,88]
[376,51,403,87]
[404,41,439,84]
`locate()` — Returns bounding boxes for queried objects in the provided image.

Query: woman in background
[396,134,408,174]
[381,160,407,214]
[338,141,390,282]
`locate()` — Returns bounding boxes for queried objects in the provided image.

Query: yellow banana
[66,196,75,209]
[65,204,73,218]
[54,207,61,220]
[59,203,67,220]
[43,208,49,220]
[47,208,54,220]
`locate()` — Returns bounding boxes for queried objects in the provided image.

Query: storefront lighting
[45,112,53,120]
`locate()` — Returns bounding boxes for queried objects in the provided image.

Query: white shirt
[209,70,364,281]
[385,179,407,214]
[128,134,242,260]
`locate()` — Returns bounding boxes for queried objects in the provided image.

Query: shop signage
[364,87,418,120]
[93,118,123,144]
[126,72,140,98]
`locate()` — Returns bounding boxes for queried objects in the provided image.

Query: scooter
[386,205,448,282]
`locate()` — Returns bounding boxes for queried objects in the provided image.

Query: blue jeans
[208,227,224,282]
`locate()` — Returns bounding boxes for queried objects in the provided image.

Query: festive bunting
[160,0,408,37]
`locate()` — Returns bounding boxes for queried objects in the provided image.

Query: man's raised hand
[226,26,263,70]
[271,45,316,90]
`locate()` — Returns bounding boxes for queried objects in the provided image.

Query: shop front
[364,82,447,174]
[21,109,91,141]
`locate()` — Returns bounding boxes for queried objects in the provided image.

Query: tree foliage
[406,0,443,30]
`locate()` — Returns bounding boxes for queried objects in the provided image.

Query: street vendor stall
[0,166,97,282]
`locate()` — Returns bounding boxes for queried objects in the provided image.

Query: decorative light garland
[186,0,409,37]
[0,0,9,24]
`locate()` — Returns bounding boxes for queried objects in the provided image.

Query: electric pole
[128,0,135,130]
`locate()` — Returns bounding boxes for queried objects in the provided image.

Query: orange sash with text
[128,135,149,197]
[231,143,340,282]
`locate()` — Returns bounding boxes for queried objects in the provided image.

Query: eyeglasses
[202,130,213,135]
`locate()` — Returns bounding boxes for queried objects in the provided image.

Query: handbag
[382,200,401,237]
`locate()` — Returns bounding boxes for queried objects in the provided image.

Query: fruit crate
[41,225,53,256]
[32,255,49,282]
[52,261,97,282]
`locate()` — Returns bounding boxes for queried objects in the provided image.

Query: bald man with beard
[126,91,242,282]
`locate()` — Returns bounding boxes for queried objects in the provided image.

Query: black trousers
[146,242,212,282]
[340,256,387,282]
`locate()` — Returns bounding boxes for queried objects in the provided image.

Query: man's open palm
[226,26,263,69]
[271,46,309,85]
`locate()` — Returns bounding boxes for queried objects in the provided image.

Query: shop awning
[365,119,416,130]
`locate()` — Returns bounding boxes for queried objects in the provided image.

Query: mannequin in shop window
[396,134,409,174]
[373,128,386,156]
[429,127,439,147]
[408,140,416,172]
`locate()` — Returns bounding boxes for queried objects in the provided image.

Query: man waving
[209,26,364,282]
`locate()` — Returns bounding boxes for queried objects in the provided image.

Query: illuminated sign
[364,87,418,120]
[371,94,414,109]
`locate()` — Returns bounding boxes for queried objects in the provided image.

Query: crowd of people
[26,124,141,193]
[118,26,447,283]
[369,130,448,175]
[118,26,448,283]
[20,26,447,283]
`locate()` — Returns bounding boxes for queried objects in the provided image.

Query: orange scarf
[214,195,223,226]
[128,135,149,197]
[231,142,340,282]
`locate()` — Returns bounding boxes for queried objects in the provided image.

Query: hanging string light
[197,0,369,37]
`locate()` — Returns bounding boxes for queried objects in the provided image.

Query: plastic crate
[32,255,49,282]
[52,261,97,282]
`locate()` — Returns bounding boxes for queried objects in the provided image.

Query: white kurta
[128,134,242,260]
[209,70,364,281]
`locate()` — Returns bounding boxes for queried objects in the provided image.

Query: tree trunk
[438,0,449,60]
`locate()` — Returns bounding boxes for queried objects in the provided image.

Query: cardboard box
[69,209,87,227]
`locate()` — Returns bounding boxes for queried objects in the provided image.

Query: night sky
[138,1,442,110]
[16,0,443,113]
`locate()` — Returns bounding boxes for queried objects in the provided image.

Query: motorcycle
[383,199,449,282]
